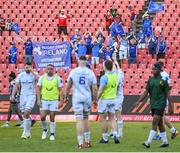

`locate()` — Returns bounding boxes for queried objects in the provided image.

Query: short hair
[25,62,32,66]
[79,55,87,61]
[47,64,54,67]
[9,71,16,79]
[104,60,113,71]
[158,61,164,67]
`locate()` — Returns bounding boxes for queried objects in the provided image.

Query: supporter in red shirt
[128,6,137,30]
[104,10,112,35]
[55,9,71,38]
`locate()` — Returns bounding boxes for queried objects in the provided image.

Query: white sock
[77,135,84,145]
[50,122,56,135]
[147,130,156,144]
[24,118,31,134]
[117,120,123,137]
[113,131,118,137]
[170,127,176,134]
[158,130,161,136]
[41,121,48,130]
[5,121,9,124]
[160,132,168,144]
[84,132,90,143]
[102,133,108,141]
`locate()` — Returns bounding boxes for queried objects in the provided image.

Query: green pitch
[0,121,179,152]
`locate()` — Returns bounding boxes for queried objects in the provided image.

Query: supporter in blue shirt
[70,29,82,45]
[100,45,113,60]
[137,27,146,49]
[128,39,137,64]
[156,35,167,60]
[148,34,157,58]
[91,40,101,65]
[142,13,152,38]
[96,30,105,46]
[84,31,92,55]
[24,38,33,63]
[77,40,87,59]
[9,42,18,64]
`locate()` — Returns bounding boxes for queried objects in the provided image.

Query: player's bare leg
[115,110,123,138]
[49,111,56,141]
[22,110,31,139]
[83,113,91,148]
[164,116,178,139]
[158,117,169,147]
[109,113,119,143]
[76,117,84,148]
[99,113,109,143]
[143,115,161,147]
[41,110,48,140]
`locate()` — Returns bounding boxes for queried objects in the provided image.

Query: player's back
[68,67,96,102]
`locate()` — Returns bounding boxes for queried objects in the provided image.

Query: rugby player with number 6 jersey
[64,55,97,149]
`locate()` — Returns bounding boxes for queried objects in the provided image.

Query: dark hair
[47,64,54,67]
[104,60,113,71]
[25,62,32,66]
[153,63,161,71]
[79,55,87,61]
[158,61,164,67]
[9,71,16,79]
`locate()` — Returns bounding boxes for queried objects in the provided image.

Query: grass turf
[0,121,179,152]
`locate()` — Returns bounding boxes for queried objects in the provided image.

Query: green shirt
[147,74,170,109]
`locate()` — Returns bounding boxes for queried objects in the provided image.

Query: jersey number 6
[79,76,86,85]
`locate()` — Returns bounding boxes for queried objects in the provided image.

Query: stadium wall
[0,95,180,122]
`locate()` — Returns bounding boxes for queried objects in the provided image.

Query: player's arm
[97,85,105,101]
[136,81,149,104]
[36,76,43,106]
[57,77,64,108]
[36,85,42,106]
[164,81,173,115]
[64,79,73,102]
[11,82,20,101]
[30,68,39,81]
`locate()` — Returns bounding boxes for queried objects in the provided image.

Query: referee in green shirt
[137,62,173,148]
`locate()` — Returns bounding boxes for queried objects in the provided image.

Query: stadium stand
[0,0,179,95]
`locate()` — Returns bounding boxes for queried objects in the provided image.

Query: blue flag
[148,0,164,13]
[11,23,21,34]
[33,41,71,68]
[110,22,125,37]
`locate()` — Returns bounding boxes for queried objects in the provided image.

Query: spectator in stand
[70,29,82,45]
[156,35,167,60]
[105,10,113,35]
[91,39,101,65]
[128,39,138,64]
[5,19,12,35]
[148,34,157,58]
[127,28,137,42]
[55,10,71,38]
[142,13,152,38]
[96,28,105,46]
[19,37,34,64]
[128,6,137,30]
[24,38,33,64]
[0,17,5,36]
[137,27,146,49]
[114,13,123,24]
[84,30,92,56]
[77,40,87,60]
[100,45,113,60]
[119,33,129,63]
[109,36,118,58]
[110,6,118,19]
[9,42,18,64]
